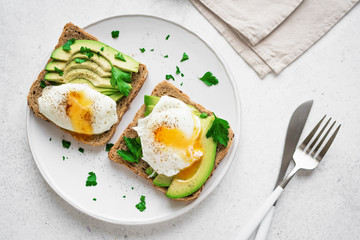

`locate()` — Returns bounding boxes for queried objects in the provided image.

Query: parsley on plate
[62,139,71,149]
[199,71,219,86]
[111,30,119,38]
[176,66,181,74]
[206,113,230,147]
[106,143,114,152]
[86,172,97,186]
[166,35,170,40]
[117,137,142,163]
[139,48,145,53]
[180,52,189,62]
[78,148,84,153]
[166,74,175,81]
[135,195,146,212]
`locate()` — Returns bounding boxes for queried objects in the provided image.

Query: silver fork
[236,116,341,240]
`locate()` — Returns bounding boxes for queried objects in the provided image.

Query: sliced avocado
[146,166,158,178]
[68,79,118,93]
[166,116,217,199]
[153,174,174,187]
[51,39,139,73]
[144,95,160,116]
[63,60,111,78]
[107,92,124,102]
[46,53,112,72]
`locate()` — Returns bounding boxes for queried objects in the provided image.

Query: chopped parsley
[62,38,75,51]
[78,148,84,153]
[117,137,142,163]
[106,143,114,152]
[114,53,126,62]
[164,55,168,58]
[181,73,184,77]
[123,195,126,198]
[110,66,132,96]
[80,46,94,59]
[166,74,175,81]
[180,52,189,62]
[93,198,97,201]
[75,58,87,63]
[150,49,154,52]
[176,66,181,74]
[180,82,183,86]
[62,139,71,149]
[86,172,97,186]
[54,67,63,76]
[135,195,146,212]
[40,80,46,88]
[139,48,145,53]
[111,30,120,38]
[206,113,230,147]
[200,113,208,118]
[49,138,52,141]
[166,35,170,40]
[131,187,134,190]
[62,156,65,161]
[100,47,104,51]
[199,71,219,86]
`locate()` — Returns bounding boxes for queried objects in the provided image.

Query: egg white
[38,83,118,134]
[133,96,202,177]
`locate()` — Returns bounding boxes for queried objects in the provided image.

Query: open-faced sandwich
[27,23,148,146]
[109,81,234,201]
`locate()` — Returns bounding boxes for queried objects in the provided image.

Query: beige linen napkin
[191,0,359,78]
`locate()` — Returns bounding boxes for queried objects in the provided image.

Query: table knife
[237,100,313,240]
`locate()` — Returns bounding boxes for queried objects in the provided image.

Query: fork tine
[299,115,326,150]
[306,118,331,154]
[316,124,341,161]
[311,121,336,157]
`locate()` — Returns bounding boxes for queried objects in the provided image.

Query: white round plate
[27,15,241,225]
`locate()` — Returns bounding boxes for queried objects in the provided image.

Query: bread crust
[108,81,234,201]
[27,23,148,146]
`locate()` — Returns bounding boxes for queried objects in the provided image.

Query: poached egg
[38,83,118,135]
[133,96,203,177]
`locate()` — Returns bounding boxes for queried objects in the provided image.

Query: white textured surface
[1,0,359,239]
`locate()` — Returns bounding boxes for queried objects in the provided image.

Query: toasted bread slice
[27,23,148,146]
[108,81,234,201]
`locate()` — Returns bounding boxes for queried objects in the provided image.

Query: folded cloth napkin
[191,0,359,78]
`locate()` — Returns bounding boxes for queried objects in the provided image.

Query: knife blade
[254,100,313,240]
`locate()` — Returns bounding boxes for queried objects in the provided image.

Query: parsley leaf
[166,35,170,40]
[40,80,46,88]
[54,67,64,76]
[206,113,230,147]
[176,66,181,74]
[75,58,87,63]
[80,46,94,59]
[199,113,208,118]
[150,49,154,52]
[180,52,189,62]
[139,48,145,53]
[86,172,97,186]
[62,139,71,149]
[62,38,75,51]
[93,198,97,201]
[78,148,84,153]
[199,71,219,86]
[100,47,104,51]
[135,195,146,212]
[111,66,132,96]
[181,73,184,77]
[164,55,168,58]
[166,74,175,81]
[111,30,119,38]
[114,53,126,62]
[105,143,114,152]
[117,136,142,163]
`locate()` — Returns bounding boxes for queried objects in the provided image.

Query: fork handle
[235,186,284,240]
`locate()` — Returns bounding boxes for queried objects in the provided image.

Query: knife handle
[235,186,284,240]
[254,206,275,240]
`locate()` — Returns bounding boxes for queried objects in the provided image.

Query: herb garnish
[199,71,219,86]
[150,49,154,52]
[206,113,230,147]
[176,66,181,74]
[166,74,175,81]
[106,143,114,152]
[54,67,64,76]
[166,35,170,40]
[62,38,75,51]
[181,73,184,77]
[40,80,46,88]
[139,48,145,53]
[100,47,104,51]
[135,195,146,212]
[93,198,97,201]
[62,139,71,149]
[86,172,97,186]
[200,113,208,118]
[111,31,119,38]
[180,82,183,86]
[78,148,84,153]
[114,53,126,62]
[80,46,94,59]
[180,52,189,62]
[117,137,142,163]
[164,55,168,58]
[110,66,132,96]
[75,58,87,64]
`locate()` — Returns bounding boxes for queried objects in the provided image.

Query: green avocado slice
[63,60,111,78]
[51,39,139,73]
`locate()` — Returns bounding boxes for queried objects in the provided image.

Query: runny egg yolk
[65,91,93,135]
[154,125,203,179]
